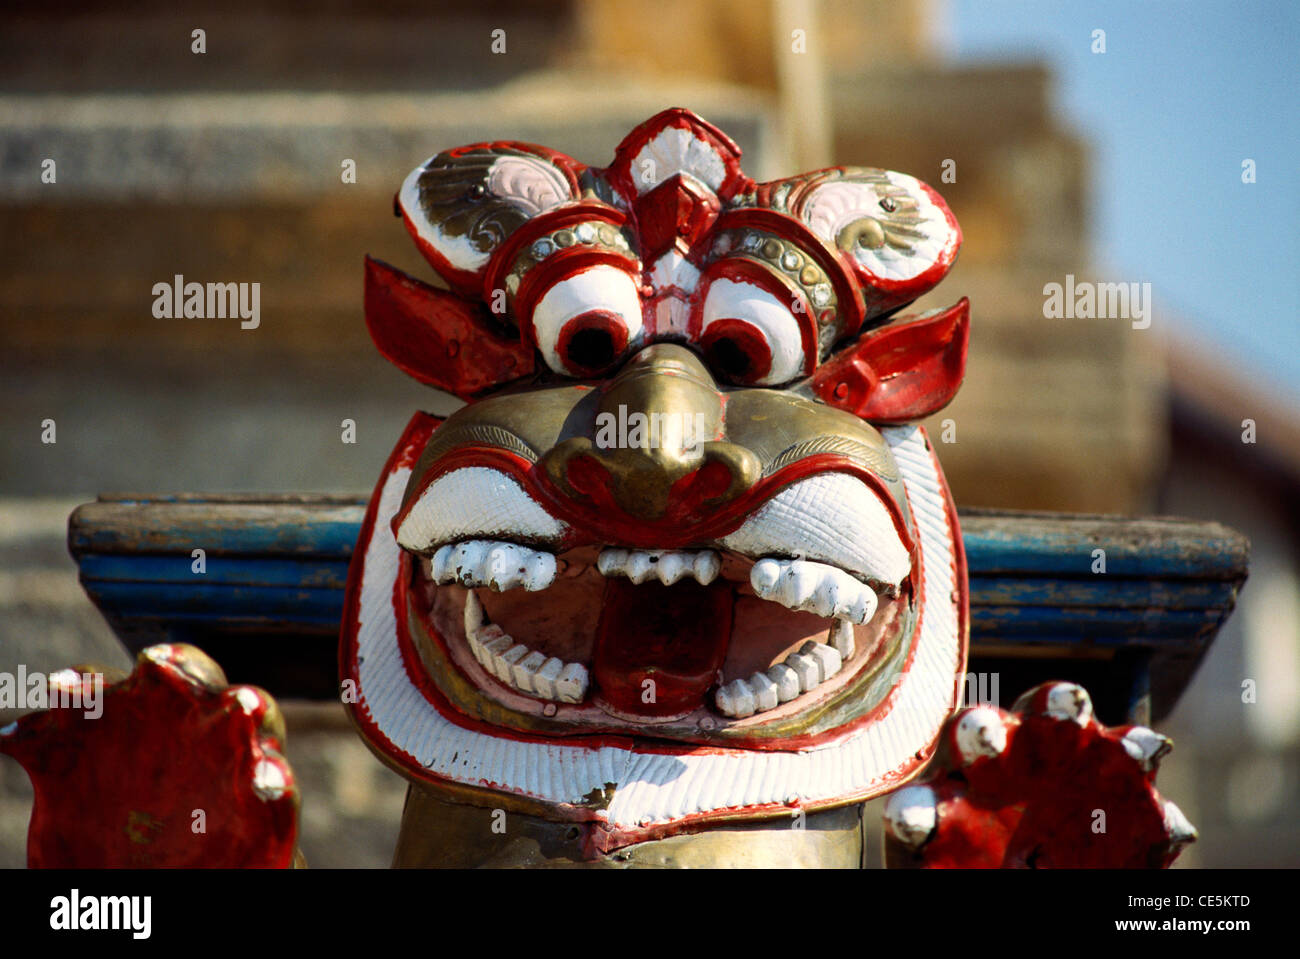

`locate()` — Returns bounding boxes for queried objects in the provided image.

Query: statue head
[342,108,969,856]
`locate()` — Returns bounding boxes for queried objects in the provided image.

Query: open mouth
[399,467,916,736]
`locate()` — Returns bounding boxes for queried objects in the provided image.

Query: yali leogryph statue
[2,109,1195,869]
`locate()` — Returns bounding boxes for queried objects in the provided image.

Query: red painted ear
[812,298,969,424]
[364,256,534,400]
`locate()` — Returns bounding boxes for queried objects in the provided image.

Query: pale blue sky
[946,0,1299,405]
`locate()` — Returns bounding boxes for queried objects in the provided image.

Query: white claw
[1043,682,1093,725]
[955,706,1008,764]
[884,785,938,849]
[1163,800,1198,846]
[1121,726,1172,771]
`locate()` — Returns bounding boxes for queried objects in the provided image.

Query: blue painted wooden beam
[67,495,1249,720]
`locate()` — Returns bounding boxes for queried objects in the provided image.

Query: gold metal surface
[393,784,866,868]
[541,345,761,519]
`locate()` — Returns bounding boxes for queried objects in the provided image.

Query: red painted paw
[882,682,1196,868]
[0,644,299,868]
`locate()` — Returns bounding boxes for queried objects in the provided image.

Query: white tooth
[479,632,512,669]
[597,548,723,586]
[450,540,484,586]
[532,657,564,699]
[766,663,801,702]
[799,640,842,682]
[785,652,822,692]
[883,785,937,849]
[693,551,721,585]
[429,539,556,592]
[431,543,455,583]
[463,589,485,640]
[522,551,558,591]
[656,553,688,585]
[749,558,878,624]
[829,618,855,658]
[486,542,528,591]
[751,557,782,593]
[746,672,779,711]
[715,678,757,718]
[848,588,878,625]
[597,549,628,577]
[496,644,530,682]
[626,552,656,584]
[512,651,548,694]
[555,663,589,704]
[786,561,821,608]
[470,623,506,667]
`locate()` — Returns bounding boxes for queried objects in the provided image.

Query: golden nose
[541,344,760,524]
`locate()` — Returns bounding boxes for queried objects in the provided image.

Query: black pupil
[568,327,616,370]
[709,337,751,379]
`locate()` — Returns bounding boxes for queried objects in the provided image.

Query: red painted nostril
[564,454,610,498]
[675,460,733,502]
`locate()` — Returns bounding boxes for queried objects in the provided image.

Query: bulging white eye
[699,277,808,386]
[530,265,643,376]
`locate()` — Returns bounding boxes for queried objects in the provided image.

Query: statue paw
[882,681,1196,868]
[1,643,299,868]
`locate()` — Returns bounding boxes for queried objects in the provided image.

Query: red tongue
[593,578,733,718]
